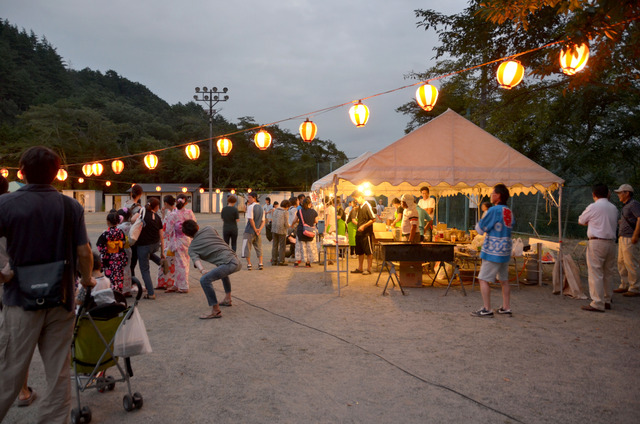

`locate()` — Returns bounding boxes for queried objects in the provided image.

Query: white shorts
[478,260,509,283]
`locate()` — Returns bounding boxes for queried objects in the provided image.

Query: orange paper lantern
[144,154,159,170]
[111,160,124,174]
[217,138,233,156]
[299,118,317,142]
[82,164,93,177]
[254,130,272,150]
[185,144,200,160]
[215,188,220,194]
[17,170,24,180]
[56,169,68,181]
[91,162,104,176]
[182,187,188,193]
[199,188,205,194]
[155,186,161,192]
[349,101,370,127]
[496,60,525,89]
[78,177,84,183]
[106,181,111,187]
[416,83,439,112]
[0,168,8,178]
[559,43,589,76]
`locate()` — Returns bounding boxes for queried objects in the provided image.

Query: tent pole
[333,175,341,296]
[557,186,563,288]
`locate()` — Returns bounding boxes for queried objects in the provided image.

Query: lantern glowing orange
[559,43,589,76]
[230,189,236,194]
[349,101,370,127]
[91,162,104,176]
[185,144,200,160]
[17,170,24,180]
[182,187,188,193]
[254,130,272,150]
[0,168,8,178]
[56,169,68,181]
[217,138,233,156]
[144,153,158,170]
[496,60,525,89]
[215,188,220,194]
[82,164,93,177]
[299,118,317,142]
[416,83,439,112]
[199,188,205,194]
[106,181,111,187]
[155,186,161,192]
[111,159,124,174]
[78,178,84,183]
[247,188,252,193]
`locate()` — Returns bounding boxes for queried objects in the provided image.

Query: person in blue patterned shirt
[471,184,514,318]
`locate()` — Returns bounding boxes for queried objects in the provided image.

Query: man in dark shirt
[614,184,640,297]
[350,191,376,275]
[0,146,93,423]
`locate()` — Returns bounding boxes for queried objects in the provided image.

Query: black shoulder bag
[15,195,74,311]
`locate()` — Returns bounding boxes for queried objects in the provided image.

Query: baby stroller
[70,278,145,424]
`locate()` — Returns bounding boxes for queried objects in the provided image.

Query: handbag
[15,195,73,311]
[299,210,316,239]
[266,221,273,242]
[128,206,146,245]
[114,308,152,357]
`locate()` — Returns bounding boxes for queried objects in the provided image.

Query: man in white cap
[614,183,640,297]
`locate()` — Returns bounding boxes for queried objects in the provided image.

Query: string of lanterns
[0,40,592,182]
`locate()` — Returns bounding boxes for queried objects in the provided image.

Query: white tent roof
[310,151,372,192]
[315,109,563,197]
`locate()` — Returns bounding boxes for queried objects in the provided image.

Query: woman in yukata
[164,193,197,293]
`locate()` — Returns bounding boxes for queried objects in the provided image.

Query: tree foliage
[0,19,347,193]
[398,0,640,187]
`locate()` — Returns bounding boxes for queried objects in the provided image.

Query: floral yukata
[96,226,128,291]
[164,207,196,291]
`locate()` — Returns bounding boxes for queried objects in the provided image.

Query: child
[117,208,134,296]
[96,211,128,291]
[480,201,492,218]
[76,251,112,306]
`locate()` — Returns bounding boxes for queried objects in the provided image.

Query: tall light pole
[193,86,229,213]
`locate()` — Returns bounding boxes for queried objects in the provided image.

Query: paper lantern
[0,168,8,178]
[155,186,161,192]
[559,43,589,76]
[254,130,272,150]
[349,101,370,127]
[17,170,24,180]
[230,189,236,194]
[144,153,158,170]
[217,138,233,156]
[111,160,124,174]
[416,83,439,112]
[181,187,188,193]
[185,144,200,160]
[299,118,317,142]
[91,162,104,176]
[496,60,524,89]
[248,188,252,193]
[78,177,84,183]
[199,188,205,194]
[82,164,93,177]
[56,169,68,181]
[215,188,220,194]
[106,181,111,187]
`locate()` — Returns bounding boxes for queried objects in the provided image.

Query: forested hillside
[0,19,348,192]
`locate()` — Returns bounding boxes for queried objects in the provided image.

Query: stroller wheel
[123,394,135,412]
[133,392,143,409]
[71,407,92,424]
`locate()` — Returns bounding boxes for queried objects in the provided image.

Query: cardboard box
[399,262,423,287]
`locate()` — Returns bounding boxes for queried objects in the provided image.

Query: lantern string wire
[31,15,640,175]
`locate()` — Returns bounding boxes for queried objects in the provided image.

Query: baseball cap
[614,184,634,193]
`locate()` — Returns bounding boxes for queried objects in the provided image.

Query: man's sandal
[199,311,222,319]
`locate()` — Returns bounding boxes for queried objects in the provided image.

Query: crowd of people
[1,146,639,423]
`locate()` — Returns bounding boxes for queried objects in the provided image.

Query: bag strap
[61,194,75,308]
[299,209,307,226]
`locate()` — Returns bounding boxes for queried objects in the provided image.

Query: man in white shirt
[418,186,435,217]
[578,183,619,312]
[324,198,336,234]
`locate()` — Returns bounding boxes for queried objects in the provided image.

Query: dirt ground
[4,213,640,424]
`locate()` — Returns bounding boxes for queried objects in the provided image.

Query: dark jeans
[223,228,238,252]
[271,233,286,264]
[200,259,241,306]
[137,243,161,295]
[130,245,138,276]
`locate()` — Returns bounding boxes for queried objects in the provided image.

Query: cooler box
[399,262,423,287]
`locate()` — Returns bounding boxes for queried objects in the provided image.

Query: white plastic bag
[512,238,524,257]
[114,308,152,357]
[128,207,146,246]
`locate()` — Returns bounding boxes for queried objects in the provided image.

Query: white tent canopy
[310,151,372,193]
[314,109,563,198]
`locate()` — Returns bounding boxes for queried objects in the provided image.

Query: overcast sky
[2,0,469,159]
